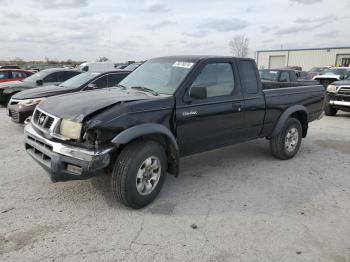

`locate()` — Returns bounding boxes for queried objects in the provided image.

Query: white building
[255,47,350,71]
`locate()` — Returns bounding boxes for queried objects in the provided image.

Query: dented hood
[37,88,156,122]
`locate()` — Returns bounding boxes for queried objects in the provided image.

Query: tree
[229,35,249,57]
[97,57,109,62]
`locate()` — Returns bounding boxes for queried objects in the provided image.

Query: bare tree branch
[229,35,249,57]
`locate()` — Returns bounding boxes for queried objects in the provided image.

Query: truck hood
[0,80,36,89]
[313,75,342,80]
[38,88,160,122]
[13,85,77,99]
[330,80,350,86]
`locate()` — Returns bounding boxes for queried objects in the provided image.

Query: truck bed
[260,84,325,137]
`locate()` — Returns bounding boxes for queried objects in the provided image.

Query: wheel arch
[271,105,309,138]
[111,123,180,177]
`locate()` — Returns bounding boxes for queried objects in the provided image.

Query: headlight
[327,85,337,93]
[18,98,45,106]
[60,119,82,139]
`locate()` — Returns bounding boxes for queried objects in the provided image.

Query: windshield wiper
[130,86,159,96]
[117,84,127,89]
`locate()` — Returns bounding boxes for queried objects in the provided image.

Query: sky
[0,0,349,62]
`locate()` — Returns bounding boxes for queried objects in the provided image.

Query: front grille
[32,108,57,131]
[25,135,53,167]
[338,86,350,95]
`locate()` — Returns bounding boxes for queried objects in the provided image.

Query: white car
[313,67,350,87]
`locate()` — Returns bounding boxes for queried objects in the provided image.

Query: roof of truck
[151,55,253,61]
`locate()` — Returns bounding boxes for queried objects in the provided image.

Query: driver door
[176,61,245,156]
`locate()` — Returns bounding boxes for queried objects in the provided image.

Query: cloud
[198,18,248,32]
[144,0,169,13]
[289,0,322,4]
[296,15,336,24]
[183,30,209,38]
[146,20,176,30]
[315,30,339,38]
[33,0,89,9]
[276,16,336,35]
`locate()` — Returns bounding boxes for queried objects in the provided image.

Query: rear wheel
[324,103,337,116]
[270,118,302,160]
[111,140,167,209]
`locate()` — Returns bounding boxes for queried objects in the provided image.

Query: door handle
[232,102,242,112]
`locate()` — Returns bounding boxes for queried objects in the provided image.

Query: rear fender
[271,105,308,137]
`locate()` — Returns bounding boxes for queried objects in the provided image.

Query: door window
[0,71,9,79]
[90,75,108,88]
[60,71,80,81]
[43,72,59,82]
[280,71,290,82]
[190,63,235,98]
[12,71,26,78]
[107,73,127,87]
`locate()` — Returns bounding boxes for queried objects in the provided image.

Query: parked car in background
[308,67,328,79]
[296,71,312,80]
[313,67,350,88]
[0,68,81,105]
[8,70,131,123]
[24,56,324,208]
[259,69,317,89]
[79,62,115,72]
[0,65,21,69]
[324,74,350,116]
[0,69,33,83]
[123,62,143,71]
[115,64,129,69]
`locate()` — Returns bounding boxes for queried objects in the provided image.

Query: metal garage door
[269,55,286,68]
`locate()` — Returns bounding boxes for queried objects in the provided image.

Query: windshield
[60,72,100,88]
[118,58,194,95]
[23,71,49,82]
[259,70,279,81]
[309,67,324,73]
[320,68,347,75]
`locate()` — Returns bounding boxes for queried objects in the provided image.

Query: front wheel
[270,118,302,160]
[111,140,167,209]
[324,103,337,116]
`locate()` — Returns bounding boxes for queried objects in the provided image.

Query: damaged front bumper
[24,123,114,181]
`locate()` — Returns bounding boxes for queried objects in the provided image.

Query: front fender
[111,123,180,176]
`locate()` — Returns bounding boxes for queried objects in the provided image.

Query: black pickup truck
[24,56,325,209]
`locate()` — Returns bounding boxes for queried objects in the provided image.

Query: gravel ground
[0,107,349,262]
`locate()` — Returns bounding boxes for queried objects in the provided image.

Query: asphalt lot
[0,106,349,262]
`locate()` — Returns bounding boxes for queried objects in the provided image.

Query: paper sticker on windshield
[269,71,278,74]
[173,61,194,69]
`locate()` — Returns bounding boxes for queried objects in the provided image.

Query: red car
[0,69,33,83]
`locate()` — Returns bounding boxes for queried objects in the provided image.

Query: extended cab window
[239,60,258,94]
[191,63,235,98]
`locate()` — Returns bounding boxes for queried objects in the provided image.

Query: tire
[324,103,337,116]
[111,140,167,209]
[270,118,302,160]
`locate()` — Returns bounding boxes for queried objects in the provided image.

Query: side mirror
[189,85,207,99]
[340,75,345,80]
[87,83,97,89]
[36,79,43,86]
